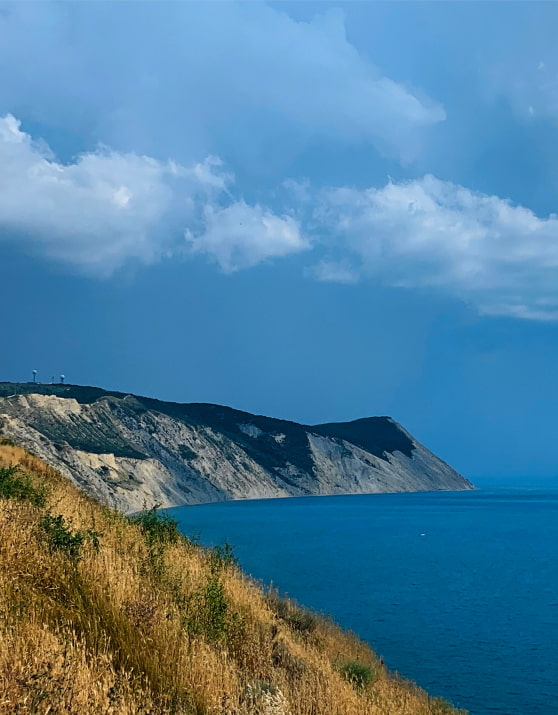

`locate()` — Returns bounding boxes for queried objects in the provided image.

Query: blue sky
[1,1,558,480]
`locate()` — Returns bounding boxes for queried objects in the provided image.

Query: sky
[1,1,558,481]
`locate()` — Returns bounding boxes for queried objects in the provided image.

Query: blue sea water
[167,487,558,715]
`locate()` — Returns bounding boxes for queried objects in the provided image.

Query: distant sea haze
[168,487,558,715]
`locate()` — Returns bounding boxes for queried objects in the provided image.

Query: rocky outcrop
[0,383,473,512]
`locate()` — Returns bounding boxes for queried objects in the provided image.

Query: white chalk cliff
[0,383,473,513]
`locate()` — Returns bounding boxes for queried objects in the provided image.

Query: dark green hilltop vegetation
[0,381,414,463]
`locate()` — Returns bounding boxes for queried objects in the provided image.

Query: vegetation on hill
[0,441,466,715]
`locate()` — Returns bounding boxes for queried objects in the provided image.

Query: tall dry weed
[0,443,467,715]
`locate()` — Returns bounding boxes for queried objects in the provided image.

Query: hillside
[0,383,473,512]
[0,441,467,714]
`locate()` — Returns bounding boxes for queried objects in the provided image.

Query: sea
[167,484,558,715]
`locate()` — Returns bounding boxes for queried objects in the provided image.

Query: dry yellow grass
[0,442,467,715]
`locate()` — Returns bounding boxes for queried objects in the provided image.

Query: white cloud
[3,112,558,321]
[186,201,308,272]
[311,260,360,285]
[0,115,305,275]
[315,175,558,319]
[0,3,444,167]
[0,115,184,274]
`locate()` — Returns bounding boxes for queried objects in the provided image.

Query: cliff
[0,383,473,512]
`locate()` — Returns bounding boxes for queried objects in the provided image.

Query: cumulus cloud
[0,117,171,274]
[5,113,558,321]
[311,260,360,285]
[186,202,308,273]
[314,175,558,319]
[0,3,444,166]
[0,115,305,275]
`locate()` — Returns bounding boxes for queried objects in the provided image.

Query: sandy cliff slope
[0,383,473,512]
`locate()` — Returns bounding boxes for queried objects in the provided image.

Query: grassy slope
[0,442,466,715]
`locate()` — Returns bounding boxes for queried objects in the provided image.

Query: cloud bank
[4,114,558,320]
[0,115,306,275]
[314,175,558,320]
[0,3,444,167]
[1,2,557,321]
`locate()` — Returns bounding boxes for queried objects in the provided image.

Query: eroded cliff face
[0,384,473,512]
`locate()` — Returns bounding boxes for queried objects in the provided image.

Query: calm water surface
[167,488,558,715]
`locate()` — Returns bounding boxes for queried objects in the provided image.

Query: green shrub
[266,591,318,634]
[129,506,180,548]
[129,506,181,578]
[40,514,99,560]
[338,660,376,690]
[285,608,317,634]
[0,465,47,507]
[187,575,230,642]
[209,542,238,571]
[0,438,15,446]
[202,576,229,641]
[186,543,239,643]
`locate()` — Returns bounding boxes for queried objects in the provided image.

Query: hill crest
[0,382,473,512]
